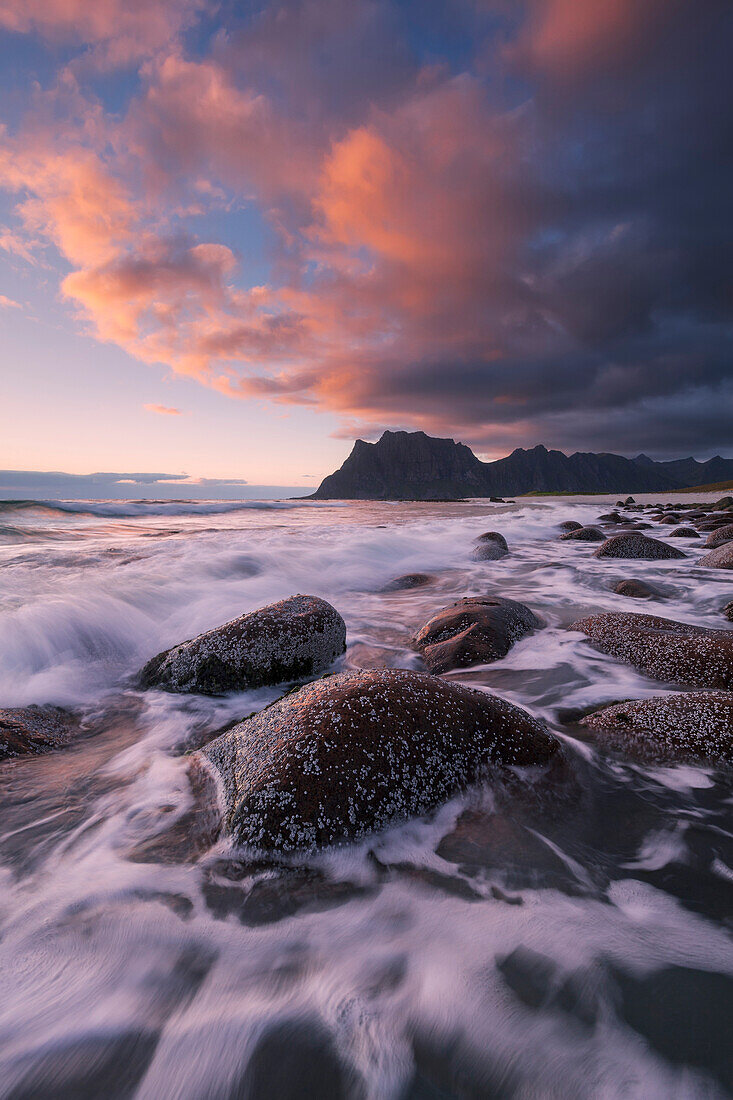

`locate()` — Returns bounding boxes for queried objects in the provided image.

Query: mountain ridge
[310,431,733,499]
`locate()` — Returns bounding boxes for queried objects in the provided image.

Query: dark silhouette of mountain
[310,431,733,499]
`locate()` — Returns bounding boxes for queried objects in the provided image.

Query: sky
[1,0,732,496]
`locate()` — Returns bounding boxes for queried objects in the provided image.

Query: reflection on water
[0,495,731,1098]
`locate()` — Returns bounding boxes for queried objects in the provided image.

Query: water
[0,495,731,1098]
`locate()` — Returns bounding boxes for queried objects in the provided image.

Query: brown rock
[613,579,666,600]
[724,602,733,623]
[138,595,346,694]
[197,668,561,850]
[594,533,685,560]
[559,526,605,542]
[559,520,583,532]
[581,691,733,764]
[698,543,733,570]
[413,596,541,674]
[570,611,733,689]
[704,524,733,549]
[0,706,79,760]
[669,526,700,538]
[380,573,435,592]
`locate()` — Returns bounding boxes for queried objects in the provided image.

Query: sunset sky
[1,0,732,494]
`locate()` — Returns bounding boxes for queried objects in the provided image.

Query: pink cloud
[144,403,182,415]
[0,0,207,66]
[0,293,22,309]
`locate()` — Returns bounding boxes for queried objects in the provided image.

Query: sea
[0,494,731,1099]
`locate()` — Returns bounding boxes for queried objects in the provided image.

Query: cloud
[0,0,207,67]
[143,403,182,415]
[0,0,731,457]
[0,470,325,501]
[0,293,22,309]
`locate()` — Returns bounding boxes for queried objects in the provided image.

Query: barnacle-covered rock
[581,691,733,764]
[196,668,560,851]
[559,526,605,542]
[698,542,733,570]
[704,524,733,549]
[412,596,541,674]
[570,611,733,689]
[0,705,79,760]
[594,533,685,560]
[139,595,346,694]
[558,520,583,532]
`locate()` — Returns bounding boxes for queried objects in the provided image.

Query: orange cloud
[0,0,206,66]
[144,403,182,415]
[0,293,22,308]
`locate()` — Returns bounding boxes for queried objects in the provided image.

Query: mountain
[310,431,733,499]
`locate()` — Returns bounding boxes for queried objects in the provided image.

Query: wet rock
[380,573,435,592]
[593,533,685,560]
[202,864,374,926]
[138,595,346,694]
[196,668,560,851]
[559,526,605,542]
[234,1017,361,1100]
[698,542,733,570]
[611,965,733,1090]
[570,611,733,689]
[658,514,680,525]
[581,691,733,764]
[612,579,666,599]
[624,496,635,505]
[126,758,222,864]
[472,531,509,560]
[598,512,626,523]
[559,520,583,532]
[669,526,699,537]
[412,596,541,674]
[714,496,733,510]
[725,602,733,623]
[0,706,79,760]
[704,523,733,548]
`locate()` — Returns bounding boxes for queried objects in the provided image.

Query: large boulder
[559,526,605,542]
[581,692,733,765]
[593,533,685,560]
[0,706,79,760]
[570,611,733,689]
[139,595,346,694]
[698,542,733,570]
[196,668,561,850]
[412,596,541,674]
[704,523,733,549]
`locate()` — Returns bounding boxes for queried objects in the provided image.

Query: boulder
[698,542,733,570]
[475,531,508,549]
[624,496,635,505]
[581,691,733,765]
[598,512,626,523]
[725,602,733,623]
[559,526,605,542]
[0,705,79,760]
[570,611,733,689]
[412,596,541,674]
[612,579,665,600]
[139,595,346,694]
[704,523,733,549]
[472,533,508,561]
[196,668,561,850]
[714,496,733,510]
[658,515,680,525]
[593,534,685,560]
[669,526,699,537]
[558,520,583,532]
[380,573,434,592]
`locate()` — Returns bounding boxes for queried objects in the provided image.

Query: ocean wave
[0,497,319,519]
